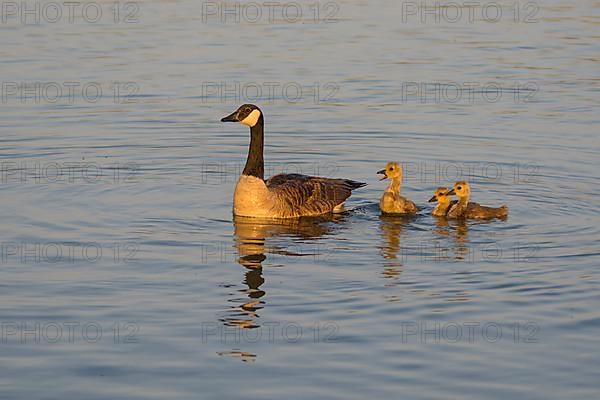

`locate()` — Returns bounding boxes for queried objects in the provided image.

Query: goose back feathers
[267,174,366,218]
[233,172,366,218]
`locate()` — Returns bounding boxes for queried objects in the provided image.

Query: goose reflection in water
[223,214,344,331]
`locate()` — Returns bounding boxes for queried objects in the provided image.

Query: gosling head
[447,181,471,200]
[221,104,263,127]
[377,162,402,181]
[428,187,452,204]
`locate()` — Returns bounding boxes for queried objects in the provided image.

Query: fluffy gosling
[377,162,418,215]
[428,187,457,217]
[447,181,508,219]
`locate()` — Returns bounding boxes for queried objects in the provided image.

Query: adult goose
[221,104,365,218]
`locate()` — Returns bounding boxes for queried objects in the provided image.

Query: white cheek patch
[240,109,261,127]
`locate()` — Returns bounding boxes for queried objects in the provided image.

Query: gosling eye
[389,167,394,171]
[457,186,462,190]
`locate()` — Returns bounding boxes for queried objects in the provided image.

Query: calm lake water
[1,1,599,399]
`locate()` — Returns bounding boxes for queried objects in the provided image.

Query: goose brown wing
[266,174,365,217]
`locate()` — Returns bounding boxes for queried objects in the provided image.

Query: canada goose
[221,104,366,218]
[447,181,508,219]
[377,162,418,215]
[428,186,457,217]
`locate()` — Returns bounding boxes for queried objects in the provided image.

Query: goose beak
[221,110,239,122]
[446,189,456,196]
[377,169,387,181]
[428,195,437,203]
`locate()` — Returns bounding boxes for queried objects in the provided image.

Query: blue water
[1,1,599,399]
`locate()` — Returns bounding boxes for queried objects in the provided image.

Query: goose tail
[345,179,367,190]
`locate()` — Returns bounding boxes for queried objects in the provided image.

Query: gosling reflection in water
[433,216,482,260]
[435,217,510,261]
[378,214,413,283]
[225,215,343,329]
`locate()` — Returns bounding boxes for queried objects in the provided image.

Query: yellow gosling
[428,186,457,217]
[377,162,418,215]
[447,181,508,219]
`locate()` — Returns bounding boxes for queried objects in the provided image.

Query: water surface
[1,1,599,399]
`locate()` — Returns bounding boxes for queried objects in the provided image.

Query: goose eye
[457,186,462,190]
[389,167,394,171]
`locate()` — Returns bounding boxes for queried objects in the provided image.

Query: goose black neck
[242,116,264,180]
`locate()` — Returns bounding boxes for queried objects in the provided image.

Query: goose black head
[221,104,263,127]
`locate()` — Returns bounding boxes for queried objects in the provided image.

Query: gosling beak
[221,110,239,122]
[428,195,437,203]
[446,189,456,196]
[377,169,387,181]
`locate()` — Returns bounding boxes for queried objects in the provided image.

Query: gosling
[377,162,418,215]
[428,187,457,217]
[447,181,508,219]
